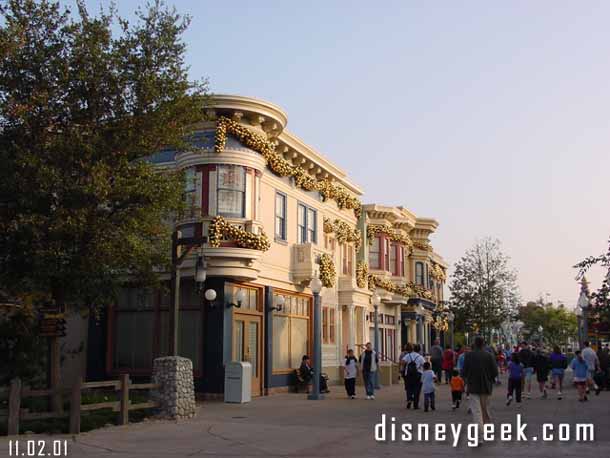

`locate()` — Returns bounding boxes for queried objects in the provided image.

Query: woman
[441,346,455,383]
[571,350,589,402]
[549,345,567,399]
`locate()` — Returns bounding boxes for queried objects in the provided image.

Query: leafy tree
[0,0,208,315]
[574,238,610,330]
[517,299,578,347]
[449,238,520,339]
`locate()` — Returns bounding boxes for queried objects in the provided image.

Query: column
[409,320,417,345]
[347,304,355,351]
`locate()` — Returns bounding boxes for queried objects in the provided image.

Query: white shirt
[344,357,358,379]
[402,351,425,374]
[582,347,599,371]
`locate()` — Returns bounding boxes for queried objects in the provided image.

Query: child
[421,361,436,412]
[343,349,358,399]
[506,352,523,406]
[449,369,464,410]
[570,350,589,402]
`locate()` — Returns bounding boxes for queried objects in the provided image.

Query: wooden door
[233,313,262,396]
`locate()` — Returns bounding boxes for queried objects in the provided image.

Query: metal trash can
[224,361,251,403]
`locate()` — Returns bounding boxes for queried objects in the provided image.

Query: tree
[517,299,578,347]
[0,0,208,315]
[574,237,610,331]
[449,238,520,339]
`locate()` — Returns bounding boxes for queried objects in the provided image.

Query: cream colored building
[96,95,450,397]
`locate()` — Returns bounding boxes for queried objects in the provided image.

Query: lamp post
[538,325,543,346]
[372,292,381,389]
[577,290,589,348]
[308,276,324,400]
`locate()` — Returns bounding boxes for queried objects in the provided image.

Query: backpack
[405,354,419,379]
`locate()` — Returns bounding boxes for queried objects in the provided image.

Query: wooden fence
[1,374,159,435]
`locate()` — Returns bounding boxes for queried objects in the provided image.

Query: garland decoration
[413,240,431,251]
[356,261,368,288]
[432,303,451,332]
[214,117,362,217]
[367,274,434,300]
[367,224,413,249]
[430,263,447,282]
[323,218,362,252]
[319,253,336,288]
[208,216,271,251]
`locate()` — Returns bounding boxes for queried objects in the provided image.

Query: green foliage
[0,1,208,313]
[449,238,520,337]
[517,300,578,346]
[574,238,610,328]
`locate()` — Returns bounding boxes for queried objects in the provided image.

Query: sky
[84,0,610,305]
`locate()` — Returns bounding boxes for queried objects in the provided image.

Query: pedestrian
[359,342,378,400]
[581,341,601,395]
[343,349,358,399]
[463,336,498,435]
[549,345,567,400]
[403,343,425,409]
[570,350,589,402]
[533,348,550,399]
[450,369,465,410]
[518,341,534,399]
[430,339,443,383]
[421,361,436,412]
[442,346,455,383]
[506,352,523,407]
[456,345,470,402]
[598,344,610,390]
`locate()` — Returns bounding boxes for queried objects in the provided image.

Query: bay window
[217,165,245,218]
[369,237,381,269]
[415,262,425,286]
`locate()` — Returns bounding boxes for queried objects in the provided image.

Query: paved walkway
[2,374,609,457]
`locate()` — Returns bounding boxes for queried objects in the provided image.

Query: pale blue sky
[87,0,610,304]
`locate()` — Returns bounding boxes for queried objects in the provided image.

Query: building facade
[86,95,450,397]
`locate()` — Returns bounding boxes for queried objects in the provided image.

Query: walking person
[343,349,358,399]
[581,341,601,395]
[518,341,534,399]
[359,342,378,400]
[450,369,465,410]
[533,348,550,399]
[421,362,437,412]
[506,352,523,407]
[442,346,455,384]
[463,336,498,436]
[549,345,567,399]
[430,339,443,383]
[571,350,589,402]
[402,343,425,409]
[597,344,609,391]
[399,344,410,399]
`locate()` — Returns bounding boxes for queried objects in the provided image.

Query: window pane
[291,318,309,368]
[217,190,244,217]
[218,165,244,190]
[275,194,285,217]
[272,315,290,370]
[307,208,316,242]
[297,205,306,243]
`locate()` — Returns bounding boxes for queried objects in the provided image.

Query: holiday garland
[323,217,362,252]
[208,216,271,251]
[319,253,336,288]
[412,240,431,251]
[356,261,368,288]
[432,303,450,331]
[430,263,447,282]
[367,224,413,249]
[367,274,434,300]
[214,117,362,217]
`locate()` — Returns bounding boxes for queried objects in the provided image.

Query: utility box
[224,361,251,403]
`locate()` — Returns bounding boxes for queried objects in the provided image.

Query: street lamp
[371,292,381,389]
[538,325,543,346]
[308,276,324,400]
[577,290,589,348]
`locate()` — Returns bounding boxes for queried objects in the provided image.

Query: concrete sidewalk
[2,376,609,457]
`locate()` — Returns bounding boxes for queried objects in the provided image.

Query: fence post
[7,377,21,436]
[69,377,82,434]
[119,374,129,425]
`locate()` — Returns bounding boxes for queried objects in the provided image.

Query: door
[233,313,262,396]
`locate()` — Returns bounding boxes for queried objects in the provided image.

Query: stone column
[152,356,196,420]
[409,320,417,345]
[347,304,355,351]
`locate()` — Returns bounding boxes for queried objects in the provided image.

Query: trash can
[224,361,252,403]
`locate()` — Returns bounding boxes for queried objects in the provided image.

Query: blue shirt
[422,370,436,394]
[570,357,588,379]
[457,353,465,371]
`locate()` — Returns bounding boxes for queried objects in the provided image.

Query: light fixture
[371,292,381,307]
[227,289,246,308]
[538,325,543,333]
[577,291,589,310]
[310,277,323,294]
[269,295,285,312]
[195,255,207,289]
[204,288,217,307]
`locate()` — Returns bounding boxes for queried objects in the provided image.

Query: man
[582,341,601,395]
[402,343,425,409]
[463,336,498,437]
[518,341,534,398]
[430,339,443,383]
[359,342,379,400]
[599,344,610,390]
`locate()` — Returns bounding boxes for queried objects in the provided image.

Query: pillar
[347,304,355,351]
[152,356,196,419]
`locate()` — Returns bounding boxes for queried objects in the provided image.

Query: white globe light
[276,295,285,306]
[310,277,323,293]
[372,293,381,307]
[195,267,206,284]
[236,289,247,303]
[204,289,217,302]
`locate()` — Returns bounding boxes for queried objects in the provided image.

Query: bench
[294,368,310,393]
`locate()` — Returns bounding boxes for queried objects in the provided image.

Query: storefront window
[272,293,311,372]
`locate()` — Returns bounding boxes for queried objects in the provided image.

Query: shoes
[406,401,411,409]
[350,395,355,399]
[452,404,456,410]
[557,391,562,400]
[366,395,371,400]
[431,406,436,411]
[506,395,513,406]
[467,407,472,414]
[370,395,375,400]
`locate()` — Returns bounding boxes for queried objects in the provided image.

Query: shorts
[574,381,587,387]
[551,368,564,379]
[536,372,548,383]
[524,367,534,380]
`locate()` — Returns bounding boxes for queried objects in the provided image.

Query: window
[275,192,287,240]
[184,168,197,208]
[369,236,381,269]
[384,239,390,271]
[272,293,311,371]
[297,203,317,243]
[415,262,425,285]
[217,165,245,218]
[390,244,397,276]
[322,306,336,344]
[399,246,405,277]
[342,243,353,275]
